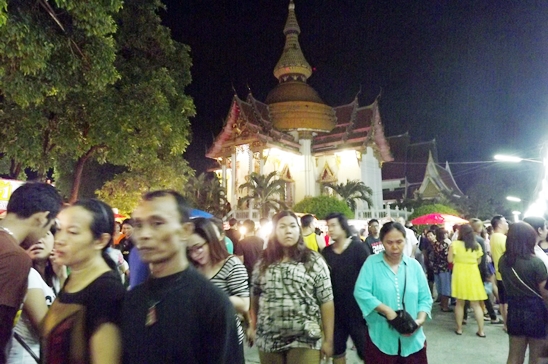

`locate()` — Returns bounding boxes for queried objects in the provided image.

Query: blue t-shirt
[128,247,150,289]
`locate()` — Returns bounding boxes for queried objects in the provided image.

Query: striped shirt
[210,256,250,344]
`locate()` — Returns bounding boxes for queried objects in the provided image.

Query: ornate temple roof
[272,0,312,82]
[206,1,392,165]
[205,94,301,159]
[266,1,336,134]
[312,97,392,162]
[382,135,463,200]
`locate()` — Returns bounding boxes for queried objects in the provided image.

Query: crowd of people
[1,182,548,364]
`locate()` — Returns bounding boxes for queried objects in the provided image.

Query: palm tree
[238,171,287,219]
[324,179,373,212]
[203,177,230,217]
[185,173,229,217]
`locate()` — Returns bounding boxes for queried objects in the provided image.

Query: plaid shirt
[252,252,333,352]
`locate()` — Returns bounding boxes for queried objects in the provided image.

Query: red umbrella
[410,213,468,226]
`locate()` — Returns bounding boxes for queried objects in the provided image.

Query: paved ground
[244,303,513,363]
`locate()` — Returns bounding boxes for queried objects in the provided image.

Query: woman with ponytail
[41,199,125,364]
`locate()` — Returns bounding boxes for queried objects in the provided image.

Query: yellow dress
[451,240,488,300]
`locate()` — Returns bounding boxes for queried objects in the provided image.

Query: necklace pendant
[145,304,157,327]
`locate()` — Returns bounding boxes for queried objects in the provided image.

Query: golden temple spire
[273,1,312,82]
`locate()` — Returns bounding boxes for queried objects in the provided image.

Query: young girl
[41,199,125,364]
[187,217,249,364]
[248,211,334,364]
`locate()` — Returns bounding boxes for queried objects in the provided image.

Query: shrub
[293,195,353,220]
[408,204,460,221]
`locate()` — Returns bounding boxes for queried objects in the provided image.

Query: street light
[495,148,548,218]
[506,196,522,202]
[494,154,542,164]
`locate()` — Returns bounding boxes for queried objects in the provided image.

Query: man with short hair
[364,219,383,254]
[301,214,326,252]
[397,217,419,257]
[469,218,501,324]
[118,218,134,263]
[322,213,370,363]
[0,183,62,363]
[234,219,264,280]
[490,214,509,331]
[225,218,241,248]
[122,190,240,363]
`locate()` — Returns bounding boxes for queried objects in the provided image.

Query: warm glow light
[258,221,273,241]
[335,149,359,159]
[506,196,522,202]
[494,154,523,163]
[524,145,548,218]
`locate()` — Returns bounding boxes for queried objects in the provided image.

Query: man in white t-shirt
[397,217,418,257]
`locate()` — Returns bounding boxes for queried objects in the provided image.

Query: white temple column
[231,151,237,208]
[248,149,254,219]
[361,146,383,209]
[221,161,227,188]
[299,138,315,197]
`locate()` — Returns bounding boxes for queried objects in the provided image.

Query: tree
[0,0,123,179]
[0,0,195,202]
[95,156,192,216]
[184,173,230,218]
[293,196,353,220]
[324,179,373,212]
[238,172,287,219]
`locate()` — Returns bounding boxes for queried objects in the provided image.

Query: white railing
[229,205,412,222]
[233,209,261,221]
[354,205,413,221]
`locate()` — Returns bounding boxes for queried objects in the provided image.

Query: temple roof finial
[273,1,312,82]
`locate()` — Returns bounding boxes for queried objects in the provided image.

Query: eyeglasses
[187,242,208,254]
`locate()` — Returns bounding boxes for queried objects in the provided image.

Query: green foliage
[238,172,287,219]
[0,0,122,106]
[293,195,354,220]
[95,156,193,216]
[323,179,373,211]
[184,173,230,218]
[0,0,195,201]
[0,1,7,27]
[408,204,460,221]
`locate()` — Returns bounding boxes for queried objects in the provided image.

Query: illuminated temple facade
[206,1,461,220]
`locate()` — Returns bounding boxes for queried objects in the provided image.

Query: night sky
[160,0,548,191]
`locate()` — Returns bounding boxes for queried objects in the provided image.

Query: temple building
[382,133,464,203]
[206,1,463,220]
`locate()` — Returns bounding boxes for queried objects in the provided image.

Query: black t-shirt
[499,255,548,298]
[476,236,489,281]
[225,229,240,245]
[234,236,264,279]
[118,237,133,263]
[41,270,125,364]
[322,237,370,321]
[122,267,241,364]
[364,235,383,255]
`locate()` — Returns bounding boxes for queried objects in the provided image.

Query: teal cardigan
[354,253,433,357]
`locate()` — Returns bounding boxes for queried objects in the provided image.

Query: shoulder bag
[511,267,543,299]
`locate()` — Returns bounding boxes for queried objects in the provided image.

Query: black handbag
[386,264,419,335]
